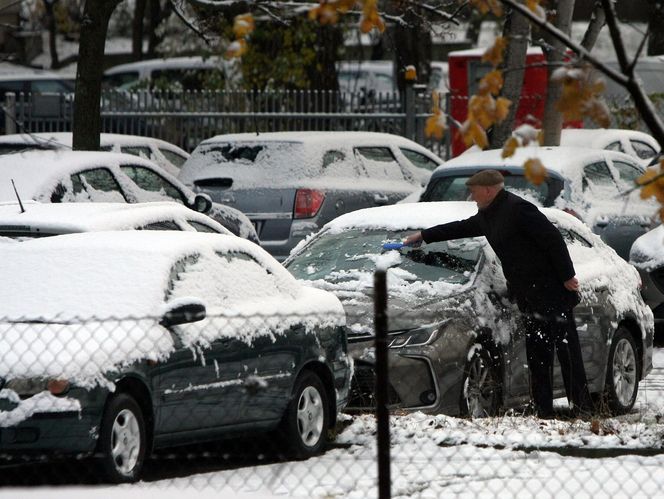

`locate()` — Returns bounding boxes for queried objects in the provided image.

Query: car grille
[347,362,401,409]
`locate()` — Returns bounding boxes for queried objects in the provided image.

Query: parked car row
[0,127,661,485]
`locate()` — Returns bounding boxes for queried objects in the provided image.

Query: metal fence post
[404,83,415,140]
[5,92,16,134]
[374,269,390,499]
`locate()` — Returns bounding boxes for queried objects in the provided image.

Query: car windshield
[287,229,482,285]
[426,172,563,206]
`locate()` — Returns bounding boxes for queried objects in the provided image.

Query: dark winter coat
[421,189,579,315]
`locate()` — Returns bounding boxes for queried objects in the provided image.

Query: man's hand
[564,277,579,291]
[403,231,423,247]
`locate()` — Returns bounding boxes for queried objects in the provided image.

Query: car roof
[0,63,74,81]
[432,146,640,179]
[104,56,227,75]
[0,149,161,201]
[559,128,661,151]
[318,200,598,242]
[0,132,188,154]
[199,131,435,152]
[0,201,230,235]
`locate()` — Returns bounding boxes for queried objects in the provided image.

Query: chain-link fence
[2,275,664,497]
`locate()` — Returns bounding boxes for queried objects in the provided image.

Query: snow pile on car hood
[629,223,664,270]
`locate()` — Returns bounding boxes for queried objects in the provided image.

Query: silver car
[421,146,657,260]
[178,132,442,260]
[285,202,654,417]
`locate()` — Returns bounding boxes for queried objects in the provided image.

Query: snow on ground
[1,351,663,498]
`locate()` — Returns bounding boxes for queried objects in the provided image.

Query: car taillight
[294,189,325,219]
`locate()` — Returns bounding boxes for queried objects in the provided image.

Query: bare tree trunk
[73,0,122,151]
[489,7,529,148]
[581,0,606,51]
[43,0,60,69]
[132,0,147,59]
[541,0,575,147]
[147,0,162,58]
[647,0,664,55]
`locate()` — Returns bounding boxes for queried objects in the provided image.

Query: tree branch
[170,0,213,46]
[628,24,650,74]
[497,0,628,87]
[580,0,605,51]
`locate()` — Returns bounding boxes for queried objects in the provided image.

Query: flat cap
[465,169,504,186]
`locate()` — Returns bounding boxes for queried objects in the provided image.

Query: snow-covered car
[421,146,657,260]
[0,149,258,242]
[285,202,654,417]
[0,231,349,482]
[179,132,443,260]
[559,129,660,167]
[0,201,232,240]
[629,225,664,331]
[0,132,189,176]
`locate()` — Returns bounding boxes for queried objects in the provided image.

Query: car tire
[98,393,147,483]
[460,343,501,417]
[604,326,639,415]
[281,370,330,459]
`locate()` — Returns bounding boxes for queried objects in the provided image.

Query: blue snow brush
[382,242,407,250]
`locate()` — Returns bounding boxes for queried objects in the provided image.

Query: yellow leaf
[462,120,488,149]
[494,97,511,122]
[233,13,255,39]
[468,94,493,129]
[479,70,503,96]
[482,37,507,67]
[425,111,446,140]
[224,39,247,59]
[404,66,417,81]
[525,0,540,13]
[502,136,519,158]
[524,158,548,186]
[360,0,385,33]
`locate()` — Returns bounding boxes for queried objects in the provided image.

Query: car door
[154,255,251,432]
[316,149,372,220]
[354,146,416,206]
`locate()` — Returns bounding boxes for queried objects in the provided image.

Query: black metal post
[374,269,391,499]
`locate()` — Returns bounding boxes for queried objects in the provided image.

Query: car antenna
[11,179,25,213]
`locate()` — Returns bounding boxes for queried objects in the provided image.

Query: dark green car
[0,231,350,482]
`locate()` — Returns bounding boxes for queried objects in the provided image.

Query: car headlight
[388,324,440,348]
[5,377,70,396]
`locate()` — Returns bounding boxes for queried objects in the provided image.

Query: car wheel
[98,393,147,483]
[604,326,639,414]
[281,370,330,458]
[460,343,501,418]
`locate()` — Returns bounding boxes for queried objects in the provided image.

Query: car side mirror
[192,193,212,213]
[160,299,206,327]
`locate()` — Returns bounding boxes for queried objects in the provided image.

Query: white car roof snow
[560,129,660,152]
[0,201,230,235]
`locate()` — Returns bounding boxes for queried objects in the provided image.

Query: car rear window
[423,172,563,206]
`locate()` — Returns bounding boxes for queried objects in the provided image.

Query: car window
[30,80,74,93]
[0,81,23,94]
[120,165,185,202]
[582,162,616,191]
[168,251,283,313]
[159,148,187,168]
[631,140,658,160]
[321,150,360,177]
[605,141,624,153]
[425,173,558,206]
[400,149,439,171]
[121,146,155,161]
[355,147,405,180]
[61,168,127,203]
[188,220,221,233]
[287,228,482,285]
[104,71,140,89]
[140,221,181,231]
[611,160,643,187]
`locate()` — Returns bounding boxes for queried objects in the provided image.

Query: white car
[421,146,658,259]
[0,132,189,177]
[0,201,232,241]
[0,149,258,242]
[559,128,660,167]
